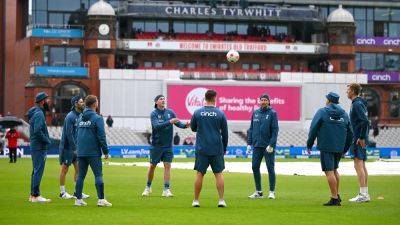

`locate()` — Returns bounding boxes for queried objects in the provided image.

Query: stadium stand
[13,121,400,148]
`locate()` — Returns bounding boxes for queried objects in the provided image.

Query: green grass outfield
[0,158,399,225]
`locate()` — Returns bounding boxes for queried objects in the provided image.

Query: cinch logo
[185,88,207,115]
[200,111,217,117]
[383,39,400,46]
[329,117,344,122]
[79,121,92,126]
[356,38,375,45]
[372,74,391,81]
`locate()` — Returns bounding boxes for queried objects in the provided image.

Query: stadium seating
[370,127,400,148]
[134,32,295,43]
[173,127,246,146]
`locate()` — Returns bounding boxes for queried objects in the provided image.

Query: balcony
[117,38,328,54]
[26,24,84,39]
[30,62,89,78]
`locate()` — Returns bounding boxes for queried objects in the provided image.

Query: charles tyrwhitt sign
[123,3,321,21]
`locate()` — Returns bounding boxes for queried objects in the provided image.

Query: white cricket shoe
[162,189,174,197]
[60,192,74,199]
[268,191,276,199]
[248,191,264,199]
[74,199,87,206]
[142,187,152,196]
[192,200,200,207]
[349,193,370,202]
[31,196,51,203]
[82,193,90,199]
[97,199,112,207]
[218,199,227,207]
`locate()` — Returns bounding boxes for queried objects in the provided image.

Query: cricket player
[190,90,228,207]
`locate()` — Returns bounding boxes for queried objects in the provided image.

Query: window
[367,8,374,21]
[157,21,168,33]
[209,62,217,68]
[145,21,157,32]
[276,26,288,34]
[50,47,65,66]
[132,21,145,31]
[389,23,400,37]
[48,0,80,11]
[392,9,400,21]
[354,8,366,20]
[186,22,197,33]
[154,62,163,68]
[219,63,228,70]
[198,22,209,33]
[173,21,185,33]
[356,21,366,36]
[177,62,185,68]
[49,13,63,25]
[375,8,390,21]
[362,53,376,70]
[340,31,349,44]
[320,7,328,19]
[376,54,384,70]
[214,23,225,34]
[389,90,400,118]
[144,61,152,68]
[366,21,374,36]
[252,64,261,70]
[385,55,400,71]
[35,11,47,24]
[238,24,247,35]
[187,62,196,69]
[242,63,250,70]
[66,48,81,66]
[64,13,71,24]
[283,64,292,71]
[273,64,281,71]
[357,53,400,71]
[54,83,87,116]
[46,46,82,67]
[356,53,361,71]
[361,88,380,118]
[374,22,387,36]
[226,23,237,33]
[36,0,47,10]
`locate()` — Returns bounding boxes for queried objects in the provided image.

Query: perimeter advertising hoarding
[167,84,301,121]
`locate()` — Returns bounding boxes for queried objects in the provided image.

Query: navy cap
[154,95,164,108]
[259,94,270,100]
[35,92,48,103]
[326,92,340,104]
[70,95,82,110]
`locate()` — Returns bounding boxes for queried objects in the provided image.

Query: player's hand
[246,145,252,155]
[185,121,190,128]
[266,145,274,153]
[170,118,179,124]
[357,139,366,148]
[307,149,311,155]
